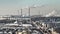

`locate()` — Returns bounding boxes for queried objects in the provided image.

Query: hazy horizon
[0,0,60,16]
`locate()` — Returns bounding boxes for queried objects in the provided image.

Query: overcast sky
[0,0,60,15]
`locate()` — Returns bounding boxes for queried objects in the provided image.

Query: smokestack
[29,8,30,16]
[18,10,19,15]
[21,9,22,17]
